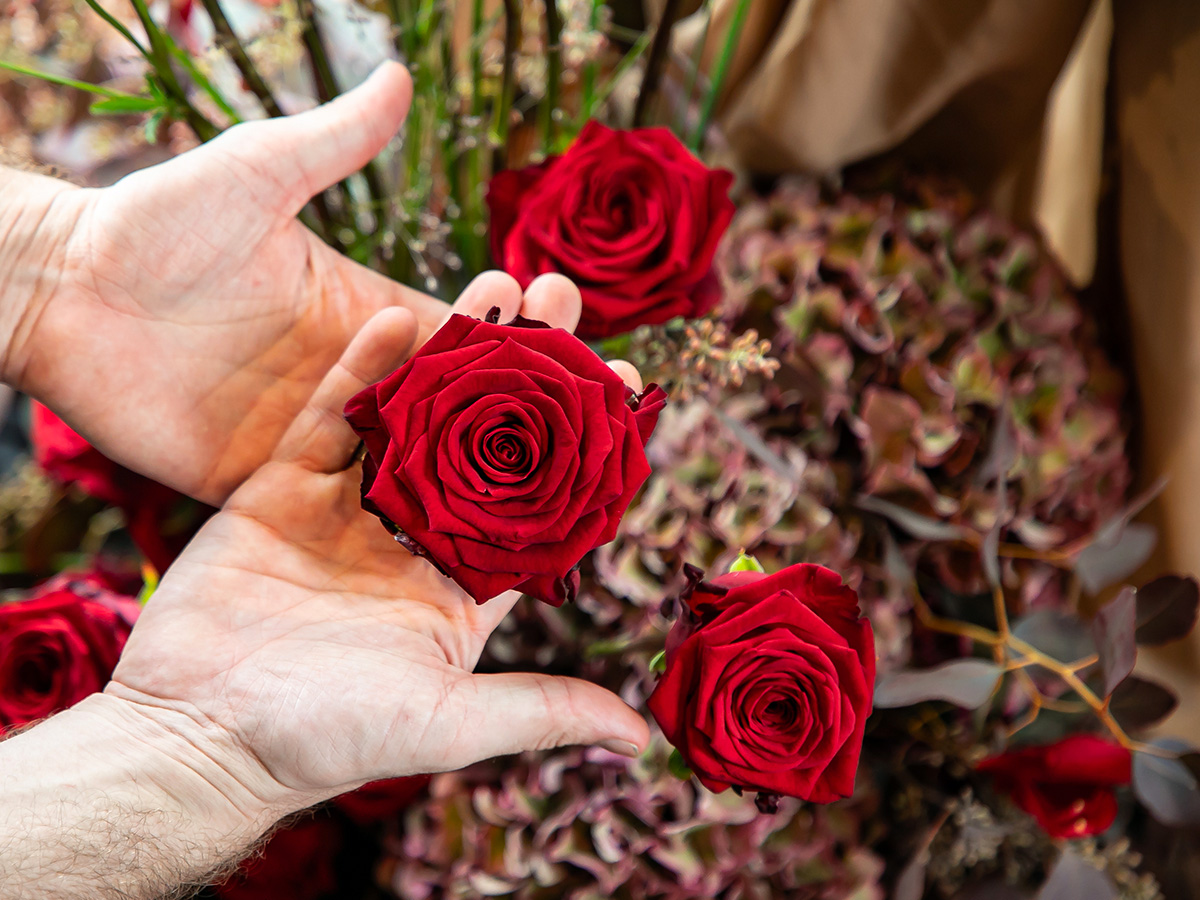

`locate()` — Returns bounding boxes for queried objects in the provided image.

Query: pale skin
[0,61,648,899]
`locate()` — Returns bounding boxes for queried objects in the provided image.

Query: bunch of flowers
[5,3,1200,900]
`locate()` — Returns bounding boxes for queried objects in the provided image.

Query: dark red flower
[977,734,1131,838]
[487,122,735,339]
[0,573,137,730]
[31,402,211,574]
[332,775,431,826]
[345,311,665,606]
[648,564,875,803]
[215,816,341,900]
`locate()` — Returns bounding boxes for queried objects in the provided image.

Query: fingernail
[598,739,641,758]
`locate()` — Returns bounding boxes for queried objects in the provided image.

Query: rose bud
[344,310,666,606]
[486,122,736,339]
[0,574,137,731]
[648,563,875,803]
[976,734,1131,838]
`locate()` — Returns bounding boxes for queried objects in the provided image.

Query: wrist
[0,167,82,390]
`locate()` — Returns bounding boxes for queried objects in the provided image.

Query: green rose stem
[579,0,603,123]
[126,0,221,140]
[541,0,563,153]
[675,0,713,136]
[492,0,521,171]
[688,0,751,152]
[199,0,284,118]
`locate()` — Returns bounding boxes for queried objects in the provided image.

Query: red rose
[647,564,875,804]
[32,402,211,574]
[487,122,736,339]
[977,734,1131,838]
[345,311,665,606]
[215,816,340,900]
[0,574,136,730]
[332,774,431,826]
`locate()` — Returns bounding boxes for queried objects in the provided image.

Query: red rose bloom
[486,122,736,339]
[647,564,875,804]
[345,311,665,606]
[32,402,211,574]
[216,816,340,900]
[977,734,1131,838]
[0,574,136,730]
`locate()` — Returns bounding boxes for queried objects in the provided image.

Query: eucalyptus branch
[199,0,284,118]
[633,0,684,127]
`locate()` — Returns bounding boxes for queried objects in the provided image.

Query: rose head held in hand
[487,122,736,339]
[648,564,875,806]
[345,309,666,606]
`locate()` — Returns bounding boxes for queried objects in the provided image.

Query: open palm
[17,63,450,505]
[105,293,649,809]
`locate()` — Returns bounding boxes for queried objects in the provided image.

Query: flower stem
[541,0,562,153]
[688,0,750,152]
[199,0,284,118]
[633,0,684,127]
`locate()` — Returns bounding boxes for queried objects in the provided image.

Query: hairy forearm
[0,693,284,900]
[0,165,77,390]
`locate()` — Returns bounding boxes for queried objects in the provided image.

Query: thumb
[212,60,412,215]
[446,672,650,764]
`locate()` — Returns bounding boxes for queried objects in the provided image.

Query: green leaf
[145,109,166,144]
[90,96,161,115]
[648,649,666,674]
[667,748,693,780]
[0,58,143,101]
[728,550,765,574]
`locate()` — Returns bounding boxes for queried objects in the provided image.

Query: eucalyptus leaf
[1133,738,1200,827]
[1108,676,1178,732]
[1135,575,1200,646]
[1011,609,1096,664]
[1035,848,1117,900]
[874,659,1003,709]
[1091,587,1136,697]
[855,495,968,542]
[1075,522,1157,595]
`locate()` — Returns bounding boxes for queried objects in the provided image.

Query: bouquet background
[3,2,1200,899]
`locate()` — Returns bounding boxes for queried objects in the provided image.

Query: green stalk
[541,0,562,152]
[632,0,684,127]
[198,0,284,117]
[165,37,241,123]
[0,59,146,101]
[581,30,652,123]
[675,0,712,136]
[126,0,220,139]
[491,0,519,169]
[463,0,487,273]
[688,0,750,152]
[82,0,150,59]
[579,0,603,123]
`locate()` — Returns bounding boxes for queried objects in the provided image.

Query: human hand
[102,276,649,822]
[6,62,464,506]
